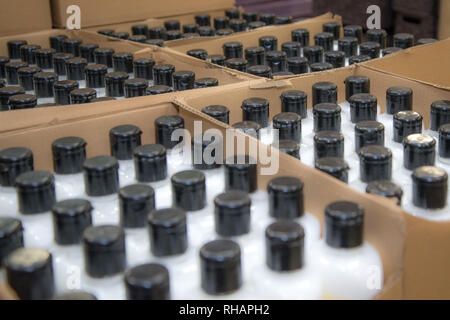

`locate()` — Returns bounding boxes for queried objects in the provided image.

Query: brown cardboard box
[51,0,235,28]
[0,0,52,37]
[0,84,405,300]
[173,65,450,299]
[439,0,450,40]
[362,38,450,89]
[166,12,342,55]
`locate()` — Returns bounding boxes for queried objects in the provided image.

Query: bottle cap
[267,176,304,219]
[325,201,364,248]
[83,156,119,197]
[119,184,155,229]
[16,171,56,214]
[214,190,251,236]
[124,263,170,300]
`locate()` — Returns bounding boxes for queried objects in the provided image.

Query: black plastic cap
[314,32,333,51]
[273,112,302,142]
[324,50,345,68]
[187,49,208,60]
[291,28,310,46]
[208,54,226,66]
[355,121,385,152]
[133,144,167,183]
[412,166,448,209]
[241,97,270,128]
[244,46,265,66]
[70,88,97,104]
[119,184,155,229]
[312,81,337,106]
[303,45,324,64]
[393,111,423,143]
[265,50,287,73]
[105,72,129,97]
[367,29,387,48]
[214,191,251,237]
[439,124,450,159]
[133,58,155,80]
[225,155,257,193]
[359,41,381,59]
[7,40,27,59]
[172,70,195,91]
[403,134,436,170]
[94,47,115,68]
[171,170,206,211]
[65,57,87,81]
[194,77,219,88]
[325,201,364,249]
[280,90,307,118]
[232,121,261,139]
[125,263,170,300]
[286,56,308,74]
[277,140,301,159]
[109,125,142,160]
[348,55,371,65]
[382,47,402,56]
[0,147,34,187]
[314,131,345,160]
[313,103,341,132]
[430,100,450,131]
[225,58,247,72]
[393,33,415,49]
[155,115,185,149]
[259,13,275,25]
[359,145,392,182]
[164,20,180,30]
[386,86,413,114]
[52,136,87,174]
[259,36,278,51]
[16,171,56,215]
[366,180,403,206]
[345,75,370,101]
[83,156,119,197]
[147,85,173,95]
[0,217,24,265]
[323,21,340,40]
[267,176,304,219]
[153,64,175,86]
[148,207,187,257]
[191,134,222,170]
[349,93,378,123]
[338,37,358,57]
[247,65,272,78]
[113,52,133,73]
[343,25,363,42]
[315,157,349,183]
[52,199,93,245]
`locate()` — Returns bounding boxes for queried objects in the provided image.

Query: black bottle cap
[214,190,251,237]
[314,131,345,160]
[276,16,292,25]
[183,24,198,34]
[430,100,450,131]
[200,239,242,295]
[355,121,385,152]
[83,225,126,278]
[259,13,275,25]
[241,97,270,128]
[33,72,58,98]
[83,156,119,197]
[155,115,184,149]
[7,40,27,59]
[325,201,364,248]
[359,145,392,182]
[53,291,97,300]
[146,39,165,46]
[18,66,41,91]
[247,65,272,78]
[8,94,37,110]
[166,30,182,40]
[291,28,309,46]
[314,32,333,51]
[225,155,257,193]
[265,50,287,73]
[416,38,438,46]
[366,180,403,206]
[0,147,33,187]
[403,134,436,170]
[309,62,332,72]
[277,140,300,159]
[348,54,371,65]
[349,93,378,123]
[244,46,265,66]
[65,57,87,81]
[134,144,167,183]
[242,12,258,23]
[109,125,142,161]
[124,78,148,97]
[85,64,108,89]
[16,171,56,215]
[303,45,324,64]
[367,29,387,48]
[214,16,230,29]
[133,58,155,80]
[113,52,133,73]
[187,49,208,60]
[171,170,206,211]
[386,86,413,114]
[313,103,341,132]
[394,33,415,49]
[248,21,266,30]
[70,88,96,104]
[148,207,187,257]
[6,61,28,85]
[125,263,170,300]
[259,36,278,51]
[0,217,24,266]
[35,48,56,69]
[164,20,180,30]
[273,112,302,142]
[148,26,167,40]
[198,26,216,37]
[105,72,129,97]
[63,38,82,56]
[323,21,340,40]
[382,47,402,56]
[202,105,229,124]
[280,90,307,118]
[5,248,54,300]
[225,57,247,72]
[216,28,234,36]
[98,29,115,36]
[315,157,349,183]
[359,41,381,59]
[266,221,304,271]
[267,176,304,219]
[94,47,114,68]
[20,44,41,65]
[52,199,93,245]
[147,85,172,95]
[153,64,175,86]
[439,124,450,158]
[132,24,149,36]
[345,75,370,101]
[194,77,219,88]
[412,166,448,209]
[232,121,261,139]
[172,70,195,91]
[129,35,147,43]
[393,111,423,143]
[343,25,363,43]
[112,31,130,40]
[225,8,240,19]
[312,81,337,106]
[338,37,358,57]
[0,86,25,108]
[119,184,155,229]
[286,56,308,74]
[52,136,87,174]
[229,19,246,32]
[80,43,99,63]
[53,53,74,75]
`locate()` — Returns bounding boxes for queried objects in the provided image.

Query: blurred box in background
[236,0,313,19]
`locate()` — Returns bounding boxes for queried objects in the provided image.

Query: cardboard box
[173,64,450,299]
[0,0,52,37]
[166,12,342,55]
[51,0,235,28]
[439,0,450,40]
[0,84,405,300]
[362,38,450,90]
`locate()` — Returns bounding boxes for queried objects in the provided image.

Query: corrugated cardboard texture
[175,65,450,299]
[51,0,235,28]
[0,0,52,37]
[166,12,341,54]
[0,92,404,300]
[363,38,450,90]
[439,0,450,40]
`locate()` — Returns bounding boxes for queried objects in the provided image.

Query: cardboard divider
[0,90,405,300]
[362,38,450,90]
[165,12,341,55]
[174,65,450,299]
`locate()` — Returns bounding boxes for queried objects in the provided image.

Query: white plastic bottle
[312,201,383,300]
[251,220,322,300]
